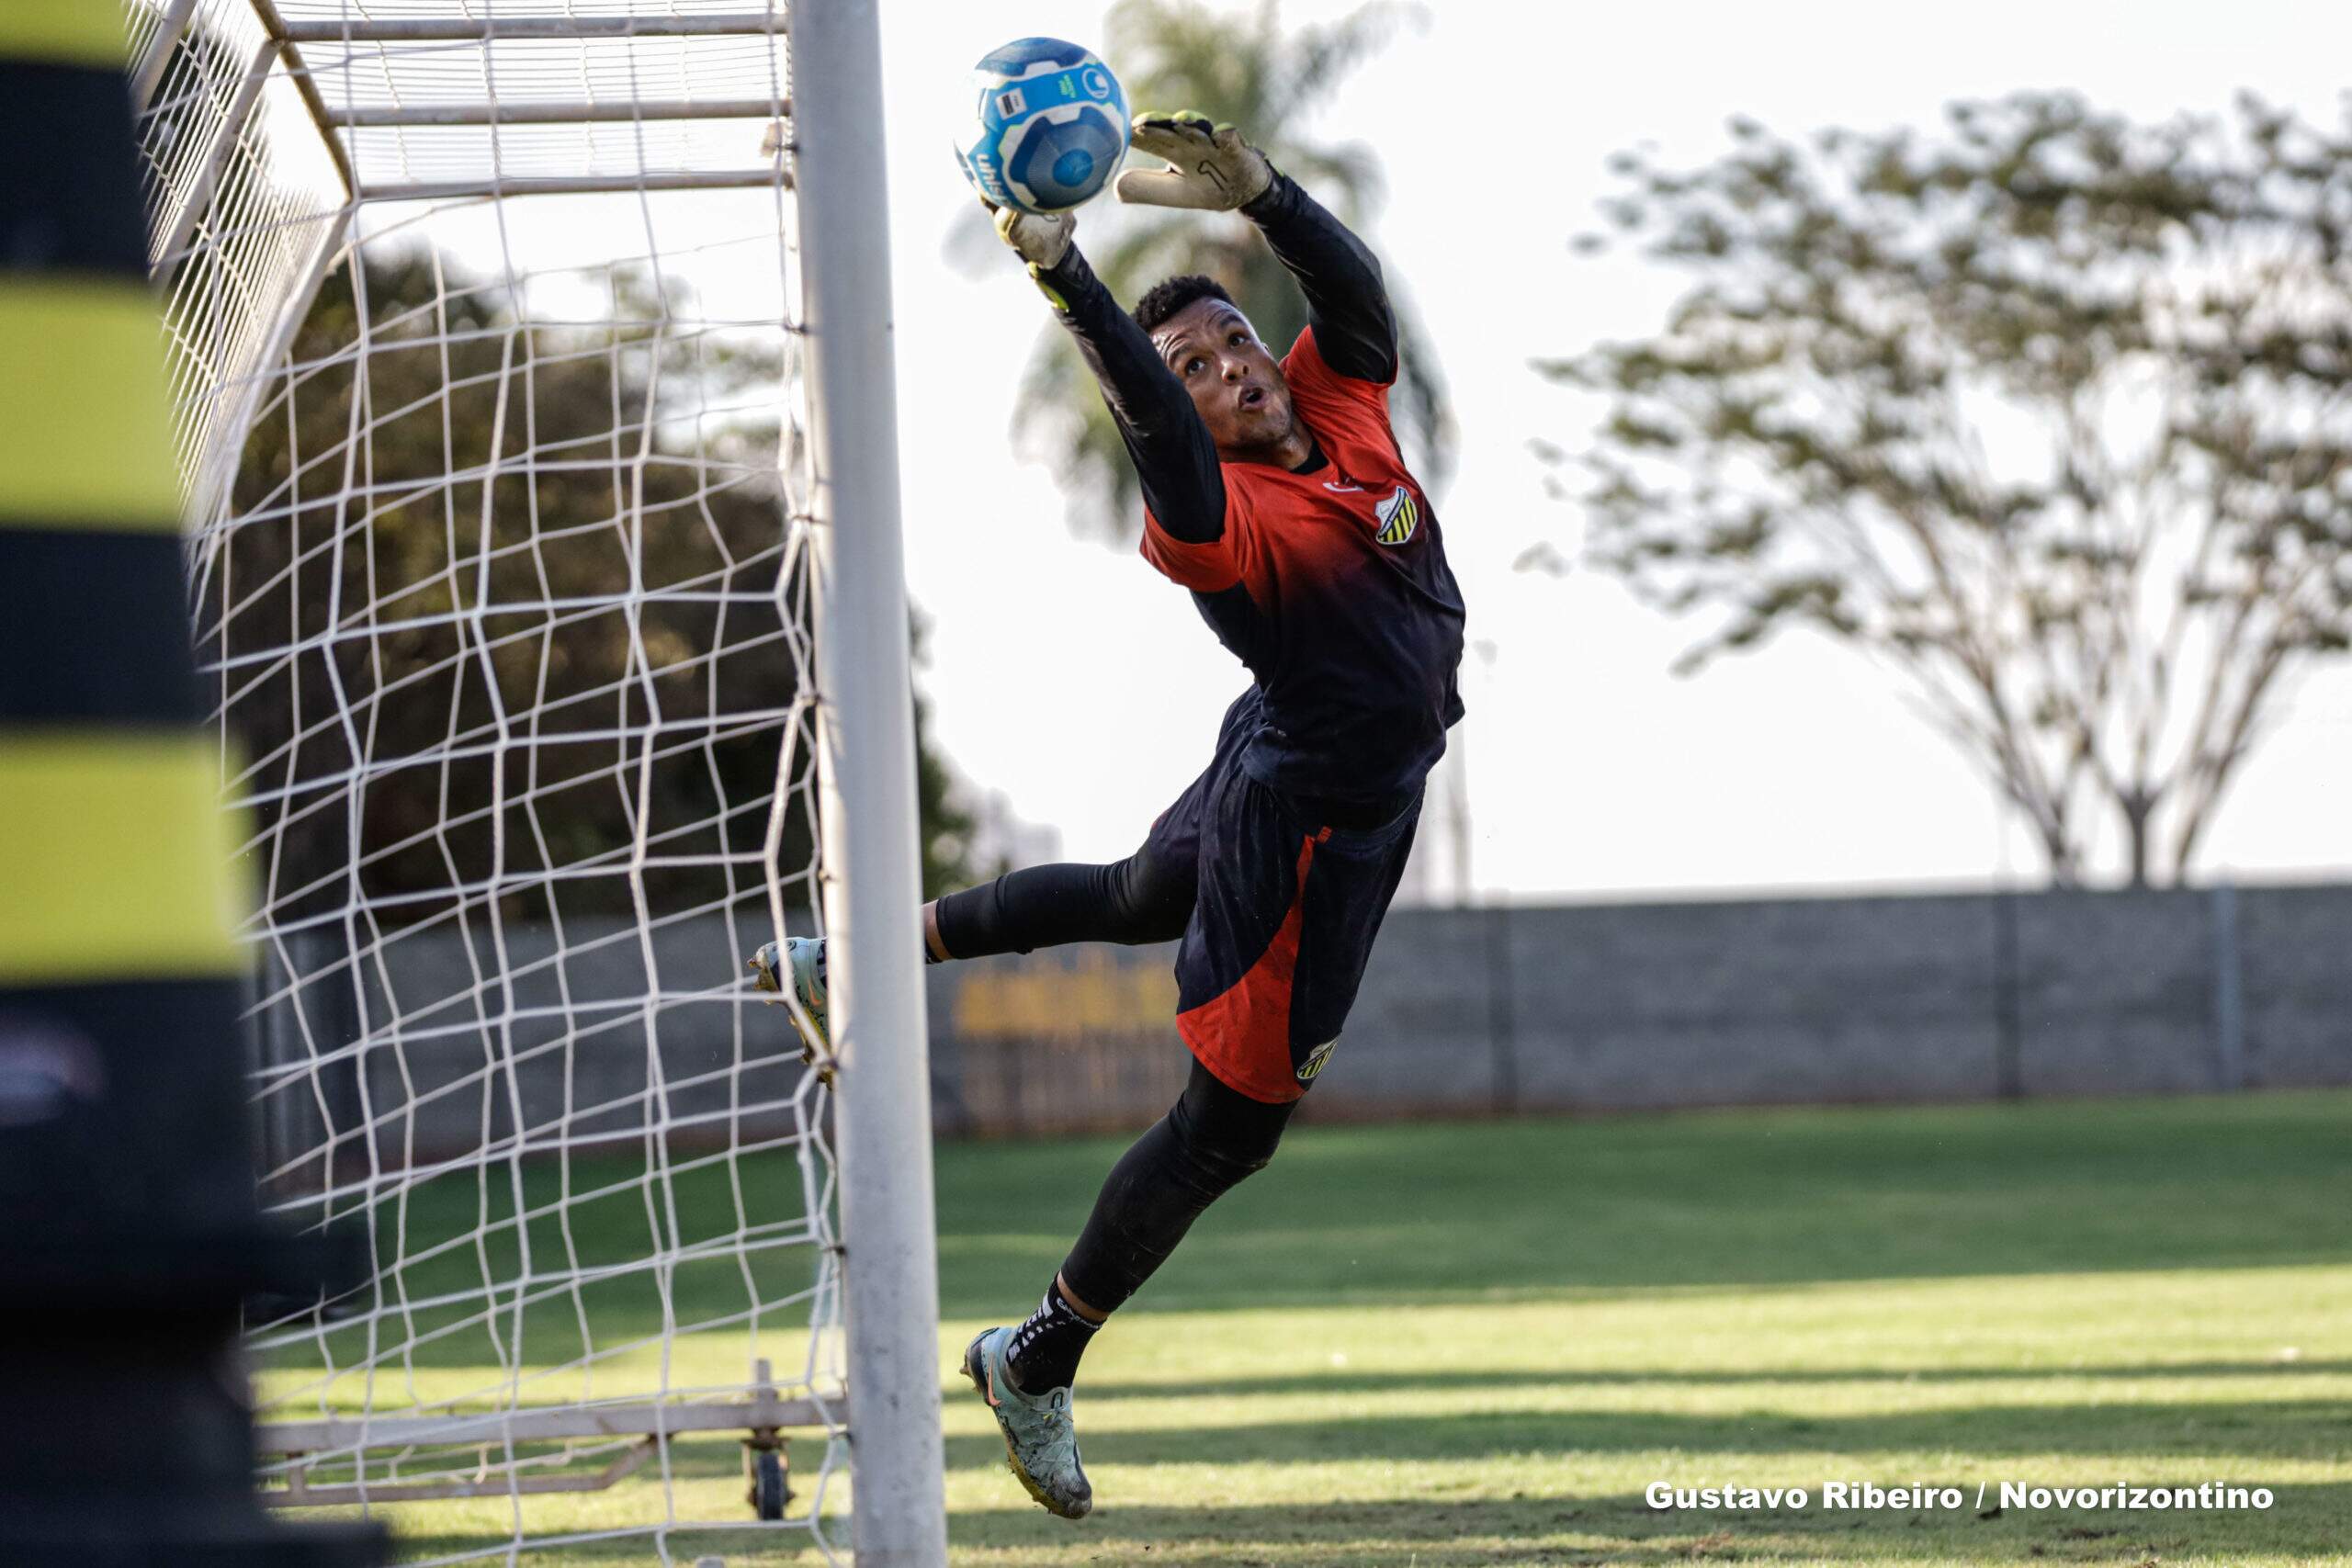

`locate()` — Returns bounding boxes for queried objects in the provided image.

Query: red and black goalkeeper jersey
[1139,326,1464,803]
[1031,171,1466,807]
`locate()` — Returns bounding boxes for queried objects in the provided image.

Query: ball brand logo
[968,150,1010,204]
[1295,1037,1340,1083]
[1374,483,1420,546]
[1081,68,1113,100]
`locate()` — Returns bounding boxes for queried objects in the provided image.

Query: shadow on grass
[345,1441,844,1563]
[945,1483,2352,1564]
[1068,1359,2352,1403]
[935,1092,2352,1317]
[277,1094,2352,1371]
[367,1469,2348,1564]
[944,1397,2352,1472]
[382,1524,838,1563]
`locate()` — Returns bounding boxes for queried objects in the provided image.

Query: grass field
[319,1089,2352,1565]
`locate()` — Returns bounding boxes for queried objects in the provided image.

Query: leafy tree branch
[1544,92,2352,886]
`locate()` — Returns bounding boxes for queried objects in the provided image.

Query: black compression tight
[933,850,1295,1315]
[1057,1058,1297,1314]
[933,848,1193,957]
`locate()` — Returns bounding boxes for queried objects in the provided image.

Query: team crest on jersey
[1374,484,1420,546]
[1295,1036,1341,1084]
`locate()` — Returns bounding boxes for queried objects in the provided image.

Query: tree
[955,0,1452,540]
[1544,92,2352,887]
[220,252,993,923]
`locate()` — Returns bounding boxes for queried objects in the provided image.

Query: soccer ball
[956,37,1129,215]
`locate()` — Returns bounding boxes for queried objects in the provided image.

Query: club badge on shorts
[1295,1036,1341,1084]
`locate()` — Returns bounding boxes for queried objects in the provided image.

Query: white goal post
[124,3,945,1562]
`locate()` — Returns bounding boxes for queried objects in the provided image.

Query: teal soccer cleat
[962,1325,1092,1519]
[749,937,831,1077]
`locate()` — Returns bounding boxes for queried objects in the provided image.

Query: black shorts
[1144,709,1422,1104]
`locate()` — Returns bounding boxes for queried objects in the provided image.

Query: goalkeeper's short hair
[1134,274,1237,335]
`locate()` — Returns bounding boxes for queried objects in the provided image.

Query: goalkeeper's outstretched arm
[997,209,1226,545]
[1244,172,1399,385]
[1120,114,1399,384]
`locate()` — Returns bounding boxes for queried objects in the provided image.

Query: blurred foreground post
[0,8,379,1562]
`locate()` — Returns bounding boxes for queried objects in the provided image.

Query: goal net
[124,3,940,1561]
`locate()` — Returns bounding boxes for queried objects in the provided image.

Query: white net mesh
[128,3,851,1560]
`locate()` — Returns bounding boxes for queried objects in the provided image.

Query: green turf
[290,1089,2352,1565]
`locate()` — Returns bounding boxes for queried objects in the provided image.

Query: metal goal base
[257,1359,840,1521]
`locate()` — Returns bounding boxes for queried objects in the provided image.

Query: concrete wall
[252,882,2352,1168]
[924,881,2350,1134]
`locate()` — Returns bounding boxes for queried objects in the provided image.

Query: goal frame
[128,3,947,1562]
[254,1359,837,1510]
[790,5,951,1562]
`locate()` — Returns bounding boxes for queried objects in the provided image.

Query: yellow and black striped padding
[0,5,243,990]
[0,2,141,71]
[0,17,385,1560]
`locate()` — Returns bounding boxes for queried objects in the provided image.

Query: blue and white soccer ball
[956,37,1129,215]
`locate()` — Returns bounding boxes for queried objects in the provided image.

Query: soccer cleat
[962,1325,1092,1519]
[749,937,831,1076]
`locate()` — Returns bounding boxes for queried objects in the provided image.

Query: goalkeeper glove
[1115,112,1273,211]
[993,203,1074,271]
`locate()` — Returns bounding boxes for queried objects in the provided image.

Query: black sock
[1004,1279,1101,1393]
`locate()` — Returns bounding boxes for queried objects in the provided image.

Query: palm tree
[952,0,1452,543]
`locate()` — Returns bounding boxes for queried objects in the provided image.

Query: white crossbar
[279,14,784,43]
[322,97,787,128]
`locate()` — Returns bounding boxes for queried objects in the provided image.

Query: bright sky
[876,0,2352,901]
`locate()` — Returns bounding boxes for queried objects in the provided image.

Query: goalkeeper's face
[1154,299,1298,458]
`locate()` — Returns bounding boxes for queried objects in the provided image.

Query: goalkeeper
[754,114,1464,1518]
